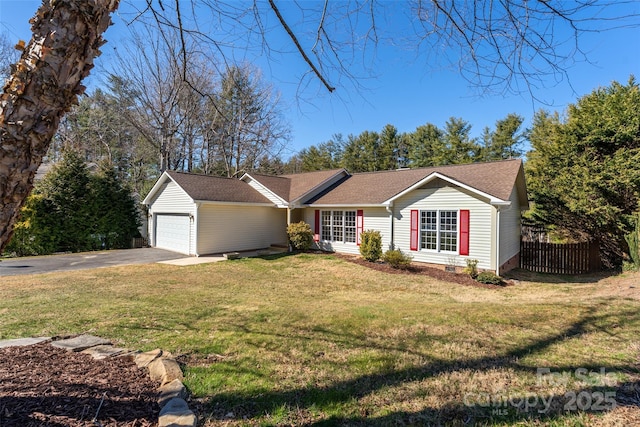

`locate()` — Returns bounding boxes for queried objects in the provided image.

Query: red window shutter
[410,210,419,251]
[314,210,320,242]
[356,210,364,245]
[459,210,470,256]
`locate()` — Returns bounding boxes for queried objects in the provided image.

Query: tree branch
[268,0,335,93]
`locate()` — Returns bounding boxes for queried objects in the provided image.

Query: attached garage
[143,171,288,256]
[154,214,191,255]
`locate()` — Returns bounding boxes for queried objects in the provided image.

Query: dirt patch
[333,253,509,289]
[0,342,159,426]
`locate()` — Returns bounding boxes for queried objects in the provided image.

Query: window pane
[321,211,332,241]
[345,211,356,243]
[420,211,437,249]
[422,231,437,250]
[439,211,457,251]
[333,211,343,242]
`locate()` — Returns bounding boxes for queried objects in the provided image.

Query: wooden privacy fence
[519,240,601,275]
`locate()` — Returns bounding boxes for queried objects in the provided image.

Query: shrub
[382,249,412,269]
[476,271,504,285]
[359,230,382,262]
[625,211,640,270]
[463,259,479,278]
[286,221,313,251]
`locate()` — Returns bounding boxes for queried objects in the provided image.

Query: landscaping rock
[223,252,241,260]
[81,344,128,360]
[135,348,163,368]
[50,334,111,352]
[0,337,50,348]
[158,378,188,407]
[158,398,197,427]
[149,357,184,386]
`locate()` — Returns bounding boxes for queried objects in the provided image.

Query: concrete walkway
[158,255,225,266]
[158,248,287,266]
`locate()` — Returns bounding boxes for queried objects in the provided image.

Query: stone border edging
[135,348,197,427]
[0,334,197,427]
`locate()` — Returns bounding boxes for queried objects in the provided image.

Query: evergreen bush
[624,211,640,270]
[3,151,140,256]
[287,221,313,251]
[463,259,479,278]
[359,230,382,262]
[382,249,412,269]
[476,271,504,285]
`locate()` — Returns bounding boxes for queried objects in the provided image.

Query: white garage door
[155,214,191,255]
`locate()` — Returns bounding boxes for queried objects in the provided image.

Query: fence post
[589,240,601,272]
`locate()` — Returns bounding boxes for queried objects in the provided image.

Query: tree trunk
[0,0,119,252]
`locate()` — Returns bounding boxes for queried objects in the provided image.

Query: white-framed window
[321,211,332,241]
[321,210,357,243]
[420,210,458,252]
[344,211,357,243]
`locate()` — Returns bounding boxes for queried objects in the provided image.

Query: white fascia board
[290,169,350,206]
[301,203,382,208]
[241,173,289,206]
[383,172,509,206]
[195,200,277,207]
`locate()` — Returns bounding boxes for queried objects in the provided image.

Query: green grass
[1,253,640,426]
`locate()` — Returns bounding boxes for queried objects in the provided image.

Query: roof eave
[302,203,384,208]
[194,200,276,207]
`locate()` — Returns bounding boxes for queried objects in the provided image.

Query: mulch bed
[333,253,511,288]
[0,342,159,427]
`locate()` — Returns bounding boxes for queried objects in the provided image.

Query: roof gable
[280,168,348,202]
[143,171,273,205]
[245,168,347,203]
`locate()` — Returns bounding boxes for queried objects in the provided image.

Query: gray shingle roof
[166,171,272,204]
[249,169,346,202]
[305,159,524,205]
[160,160,525,207]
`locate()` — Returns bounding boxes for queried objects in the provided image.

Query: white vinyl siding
[394,185,493,270]
[499,187,522,265]
[148,181,194,213]
[148,181,196,253]
[197,205,287,255]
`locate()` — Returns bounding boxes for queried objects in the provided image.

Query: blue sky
[1,1,639,158]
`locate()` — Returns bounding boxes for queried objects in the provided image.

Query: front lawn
[1,253,639,425]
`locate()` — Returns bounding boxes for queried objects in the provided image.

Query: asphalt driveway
[0,248,184,276]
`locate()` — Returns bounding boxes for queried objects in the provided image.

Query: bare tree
[0,0,638,251]
[109,26,188,172]
[202,63,289,177]
[0,33,20,82]
[411,0,639,98]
